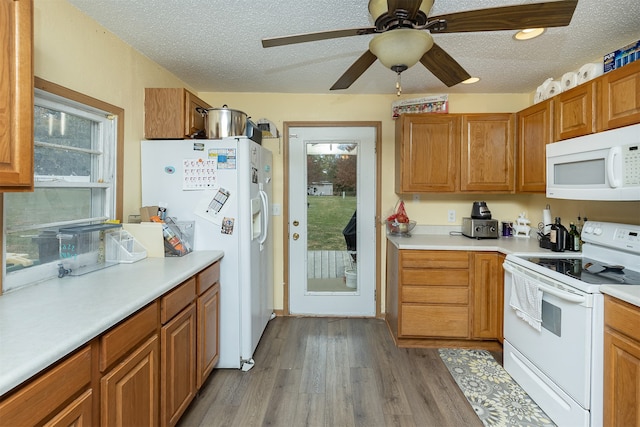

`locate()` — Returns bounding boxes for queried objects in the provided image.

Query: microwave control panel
[623,144,640,185]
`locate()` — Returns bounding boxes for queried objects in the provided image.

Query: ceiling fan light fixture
[514,28,546,41]
[368,0,434,23]
[369,29,434,70]
[462,77,480,84]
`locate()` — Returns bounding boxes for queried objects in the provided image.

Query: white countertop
[0,251,223,396]
[600,285,640,307]
[387,232,549,255]
[387,232,640,308]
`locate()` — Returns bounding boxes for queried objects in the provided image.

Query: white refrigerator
[141,137,273,370]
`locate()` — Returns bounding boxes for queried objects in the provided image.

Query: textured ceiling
[66,0,640,95]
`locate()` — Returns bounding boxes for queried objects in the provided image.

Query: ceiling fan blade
[330,50,378,90]
[386,0,422,21]
[429,0,578,33]
[262,27,376,48]
[419,43,471,87]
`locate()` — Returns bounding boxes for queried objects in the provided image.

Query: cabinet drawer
[0,346,92,426]
[401,269,469,286]
[401,250,469,269]
[100,302,158,372]
[402,286,468,304]
[400,305,469,338]
[197,261,220,294]
[161,277,196,324]
[605,296,640,343]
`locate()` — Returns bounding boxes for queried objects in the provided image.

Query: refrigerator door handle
[258,189,269,250]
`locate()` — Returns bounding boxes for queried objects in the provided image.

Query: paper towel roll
[577,63,604,84]
[543,81,563,99]
[561,71,578,90]
[543,207,552,235]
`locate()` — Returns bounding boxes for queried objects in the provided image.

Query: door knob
[293,220,299,226]
[292,233,300,240]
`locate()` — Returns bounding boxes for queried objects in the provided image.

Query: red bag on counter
[387,200,409,223]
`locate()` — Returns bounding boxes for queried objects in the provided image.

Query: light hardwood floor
[178,317,489,427]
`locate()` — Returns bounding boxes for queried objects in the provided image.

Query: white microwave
[546,123,640,201]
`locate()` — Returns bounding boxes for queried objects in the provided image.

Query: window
[3,82,121,292]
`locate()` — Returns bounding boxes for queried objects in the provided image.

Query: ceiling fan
[261,0,578,91]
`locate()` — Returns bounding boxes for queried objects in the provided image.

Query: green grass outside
[307,195,356,251]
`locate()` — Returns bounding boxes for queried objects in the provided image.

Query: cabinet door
[184,90,209,137]
[395,114,459,192]
[554,82,595,141]
[197,283,220,389]
[517,100,553,193]
[472,253,502,340]
[599,60,640,131]
[0,0,34,191]
[161,304,196,427]
[0,346,92,426]
[43,390,93,427]
[460,114,515,192]
[604,329,640,427]
[101,335,159,427]
[604,296,640,426]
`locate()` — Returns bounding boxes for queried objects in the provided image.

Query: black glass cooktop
[526,257,640,286]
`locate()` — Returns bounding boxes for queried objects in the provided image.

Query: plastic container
[386,220,416,236]
[57,223,122,276]
[345,268,357,289]
[105,230,147,263]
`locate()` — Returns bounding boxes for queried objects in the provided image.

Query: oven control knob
[475,226,482,232]
[594,227,603,236]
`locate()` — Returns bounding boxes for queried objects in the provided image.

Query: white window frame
[3,89,118,291]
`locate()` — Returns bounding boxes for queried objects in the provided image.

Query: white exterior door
[288,126,376,316]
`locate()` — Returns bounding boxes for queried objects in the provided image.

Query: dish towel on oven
[510,273,543,332]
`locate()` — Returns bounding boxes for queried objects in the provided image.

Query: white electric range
[503,221,640,427]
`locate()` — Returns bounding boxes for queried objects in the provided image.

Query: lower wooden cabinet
[472,252,503,340]
[0,346,92,426]
[160,277,197,427]
[100,302,160,427]
[0,260,222,427]
[197,283,220,388]
[161,304,197,427]
[604,295,640,427]
[196,262,221,389]
[386,247,503,348]
[43,389,93,427]
[101,335,159,427]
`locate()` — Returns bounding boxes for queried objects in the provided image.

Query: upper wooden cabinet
[598,60,640,131]
[395,113,515,194]
[144,88,211,139]
[554,81,596,141]
[395,114,459,193]
[460,114,515,192]
[0,0,34,191]
[517,100,553,193]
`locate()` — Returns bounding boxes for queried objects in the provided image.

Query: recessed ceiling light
[514,28,546,41]
[462,77,480,84]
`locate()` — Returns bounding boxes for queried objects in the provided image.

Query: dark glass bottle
[550,217,568,252]
[569,223,581,252]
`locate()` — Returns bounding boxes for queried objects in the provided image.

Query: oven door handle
[503,262,587,304]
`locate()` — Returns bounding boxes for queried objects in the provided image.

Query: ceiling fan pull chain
[396,71,402,96]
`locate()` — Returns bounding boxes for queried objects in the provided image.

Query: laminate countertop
[0,250,223,397]
[387,232,640,308]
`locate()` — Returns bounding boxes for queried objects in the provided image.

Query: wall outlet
[448,209,456,223]
[272,203,281,216]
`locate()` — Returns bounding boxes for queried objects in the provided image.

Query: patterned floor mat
[439,348,556,427]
